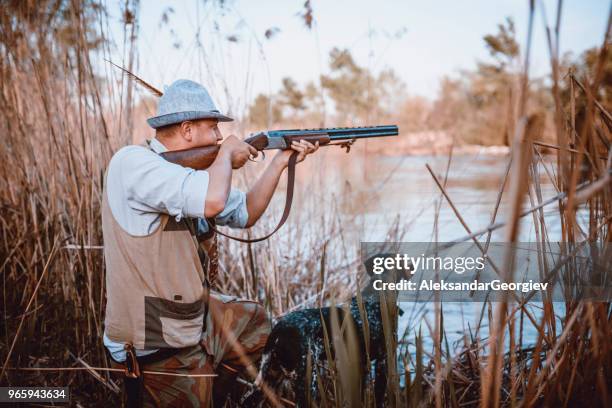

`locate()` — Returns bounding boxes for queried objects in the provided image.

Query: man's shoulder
[108,144,161,171]
[104,144,167,236]
[112,143,155,160]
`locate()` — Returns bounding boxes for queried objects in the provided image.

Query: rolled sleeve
[118,146,209,221]
[181,170,210,219]
[214,189,249,228]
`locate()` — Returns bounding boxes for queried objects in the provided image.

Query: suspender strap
[124,375,143,408]
[107,345,184,408]
[123,343,143,408]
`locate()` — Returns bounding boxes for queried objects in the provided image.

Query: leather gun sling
[206,151,298,243]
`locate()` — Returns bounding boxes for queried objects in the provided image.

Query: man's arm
[244,140,318,227]
[205,135,257,218]
[203,149,232,217]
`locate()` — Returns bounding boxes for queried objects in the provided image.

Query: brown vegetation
[0,1,610,407]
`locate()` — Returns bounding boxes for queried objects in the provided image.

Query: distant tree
[430,77,467,128]
[248,94,282,128]
[278,77,306,116]
[428,17,535,146]
[303,81,326,126]
[427,17,558,146]
[428,76,481,143]
[320,48,372,123]
[373,68,407,122]
[320,47,405,124]
[469,17,521,145]
[398,95,430,132]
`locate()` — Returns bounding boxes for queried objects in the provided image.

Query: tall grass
[1,1,610,407]
[1,1,123,402]
[391,3,611,407]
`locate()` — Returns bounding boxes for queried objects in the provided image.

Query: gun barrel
[268,125,398,140]
[327,125,398,140]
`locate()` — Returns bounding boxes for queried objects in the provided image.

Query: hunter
[102,79,318,406]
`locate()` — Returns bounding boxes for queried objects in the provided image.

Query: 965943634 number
[0,387,69,403]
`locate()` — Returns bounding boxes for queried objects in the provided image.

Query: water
[301,151,570,359]
[255,149,577,364]
[327,153,565,243]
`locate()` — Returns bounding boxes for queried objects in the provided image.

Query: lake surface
[303,151,569,356]
[254,150,573,357]
[329,152,564,243]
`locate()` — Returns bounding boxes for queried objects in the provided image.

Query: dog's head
[260,324,304,381]
[359,253,413,300]
[363,252,413,284]
[246,323,304,408]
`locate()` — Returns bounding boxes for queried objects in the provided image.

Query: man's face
[188,119,222,148]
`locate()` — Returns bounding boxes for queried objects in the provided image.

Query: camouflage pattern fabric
[111,292,270,407]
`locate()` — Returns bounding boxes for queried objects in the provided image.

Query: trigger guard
[249,151,265,162]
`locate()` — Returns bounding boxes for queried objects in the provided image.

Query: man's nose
[214,127,223,141]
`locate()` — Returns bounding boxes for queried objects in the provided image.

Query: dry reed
[0,1,610,407]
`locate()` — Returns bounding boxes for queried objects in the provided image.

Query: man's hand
[220,135,258,169]
[205,135,257,217]
[273,139,319,168]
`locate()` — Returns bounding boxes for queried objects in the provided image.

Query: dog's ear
[272,326,303,371]
[363,253,395,278]
[363,254,376,278]
[364,253,416,284]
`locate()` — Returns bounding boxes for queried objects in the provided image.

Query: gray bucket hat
[147,79,233,129]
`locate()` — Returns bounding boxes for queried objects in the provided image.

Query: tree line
[248,18,611,147]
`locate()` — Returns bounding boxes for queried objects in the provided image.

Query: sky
[107,0,609,116]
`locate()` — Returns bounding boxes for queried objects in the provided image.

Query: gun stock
[160,132,270,170]
[160,145,220,170]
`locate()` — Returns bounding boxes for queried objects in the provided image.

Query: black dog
[242,254,411,407]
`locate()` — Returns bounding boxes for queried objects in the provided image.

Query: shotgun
[160,125,399,243]
[160,125,398,170]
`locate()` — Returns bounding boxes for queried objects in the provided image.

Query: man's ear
[179,121,193,142]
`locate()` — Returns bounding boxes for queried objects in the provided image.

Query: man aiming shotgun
[102,78,397,406]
